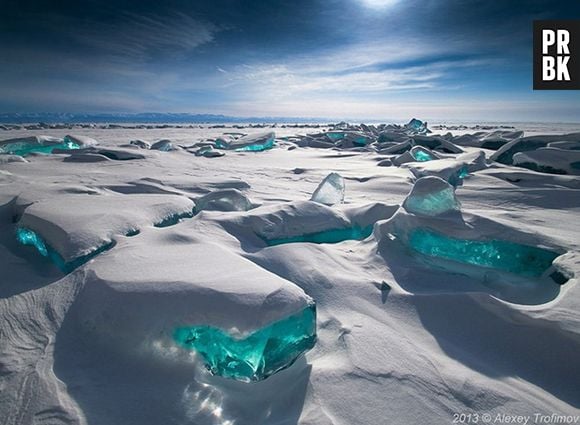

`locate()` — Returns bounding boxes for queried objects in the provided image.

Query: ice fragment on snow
[195,189,253,212]
[406,118,428,134]
[174,302,316,382]
[410,146,437,162]
[403,176,460,217]
[217,131,276,152]
[311,172,345,206]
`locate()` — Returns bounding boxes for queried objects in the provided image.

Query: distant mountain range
[0,112,333,124]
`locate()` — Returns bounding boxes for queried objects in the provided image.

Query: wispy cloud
[71,12,221,62]
[218,39,492,98]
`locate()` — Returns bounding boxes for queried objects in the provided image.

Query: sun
[359,0,399,9]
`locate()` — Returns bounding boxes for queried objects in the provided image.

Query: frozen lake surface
[0,121,579,425]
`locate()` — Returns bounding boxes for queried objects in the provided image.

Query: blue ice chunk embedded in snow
[311,172,345,206]
[16,227,114,273]
[410,146,437,162]
[408,228,560,278]
[325,131,346,141]
[16,227,48,256]
[174,302,316,382]
[403,176,460,217]
[0,138,80,156]
[265,225,373,246]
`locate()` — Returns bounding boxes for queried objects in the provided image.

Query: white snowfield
[0,122,579,425]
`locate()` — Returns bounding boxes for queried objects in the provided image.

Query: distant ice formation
[0,135,80,156]
[513,148,580,175]
[215,131,275,152]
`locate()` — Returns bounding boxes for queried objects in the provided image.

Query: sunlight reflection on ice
[182,382,235,425]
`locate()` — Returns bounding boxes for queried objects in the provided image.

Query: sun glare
[359,0,398,9]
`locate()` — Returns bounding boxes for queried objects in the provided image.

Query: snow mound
[85,147,147,160]
[491,133,580,165]
[17,194,195,263]
[151,139,175,151]
[378,178,569,304]
[76,229,314,351]
[129,139,151,149]
[63,134,98,148]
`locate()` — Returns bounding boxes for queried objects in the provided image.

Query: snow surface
[0,122,579,425]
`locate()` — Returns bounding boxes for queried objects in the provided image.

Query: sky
[1,0,580,122]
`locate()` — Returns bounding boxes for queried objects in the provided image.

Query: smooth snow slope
[0,124,579,425]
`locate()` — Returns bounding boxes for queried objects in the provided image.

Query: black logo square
[533,20,580,90]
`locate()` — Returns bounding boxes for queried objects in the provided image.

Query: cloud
[70,12,221,62]
[219,39,492,99]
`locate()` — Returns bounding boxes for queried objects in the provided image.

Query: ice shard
[174,302,316,382]
[325,131,346,141]
[195,189,253,212]
[311,172,345,206]
[403,176,461,217]
[408,228,560,278]
[406,118,428,134]
[410,146,438,162]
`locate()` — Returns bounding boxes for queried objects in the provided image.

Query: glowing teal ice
[215,134,275,152]
[407,118,427,133]
[265,225,373,246]
[408,228,559,277]
[0,140,80,156]
[16,227,114,273]
[174,303,316,381]
[16,227,48,256]
[457,166,469,179]
[448,165,469,187]
[326,132,346,141]
[412,150,434,162]
[234,138,274,152]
